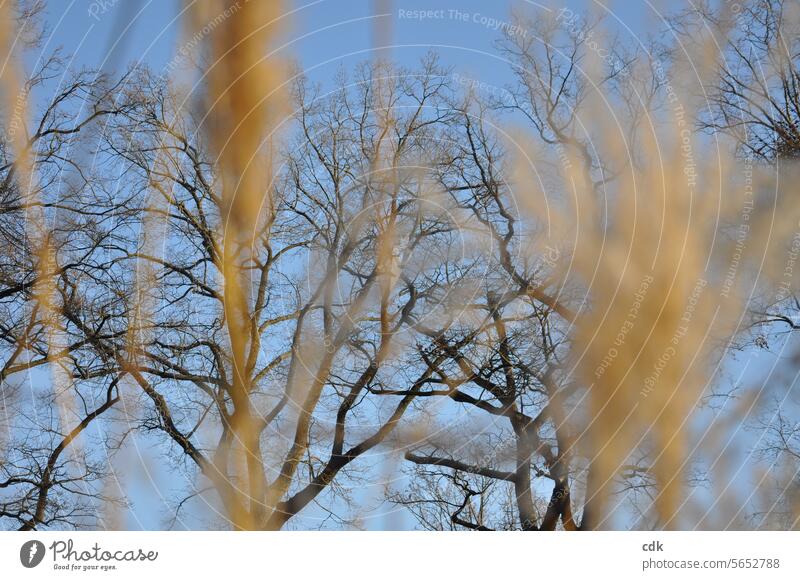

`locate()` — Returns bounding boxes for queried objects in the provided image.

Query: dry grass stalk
[186,0,285,529]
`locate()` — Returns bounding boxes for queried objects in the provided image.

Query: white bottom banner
[1,531,798,579]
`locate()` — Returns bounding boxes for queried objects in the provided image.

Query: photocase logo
[20,540,46,568]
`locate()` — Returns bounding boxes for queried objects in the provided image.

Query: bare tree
[391,91,580,530]
[48,55,508,530]
[2,0,798,532]
[686,0,800,161]
[0,44,139,528]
